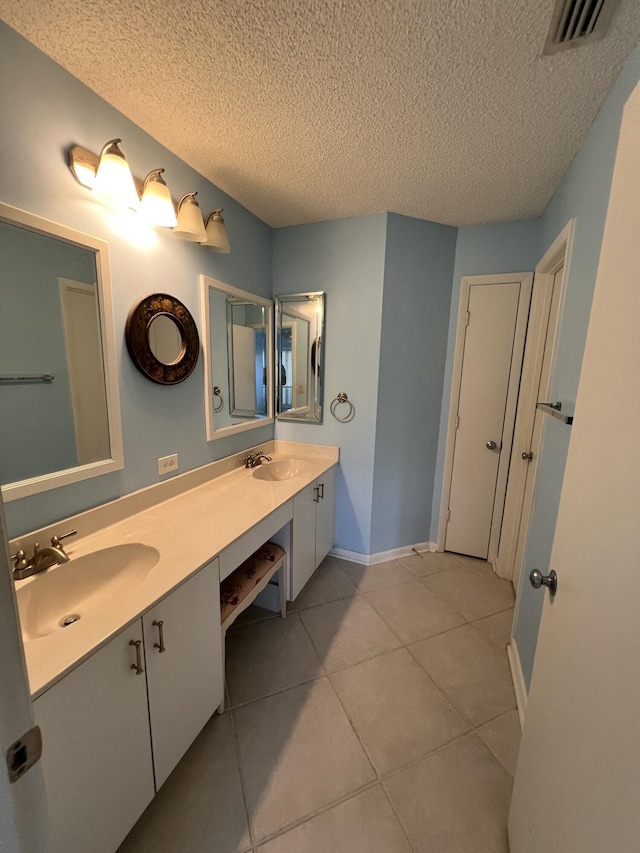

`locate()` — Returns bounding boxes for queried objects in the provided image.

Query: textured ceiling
[1,1,640,227]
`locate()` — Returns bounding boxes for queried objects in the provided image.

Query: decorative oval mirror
[126,293,199,385]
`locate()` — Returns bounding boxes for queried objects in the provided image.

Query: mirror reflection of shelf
[0,373,54,384]
[536,401,574,425]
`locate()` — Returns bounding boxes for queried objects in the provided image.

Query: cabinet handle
[129,639,143,675]
[313,486,319,503]
[318,482,325,500]
[153,620,166,653]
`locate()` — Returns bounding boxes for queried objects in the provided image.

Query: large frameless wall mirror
[275,292,325,423]
[200,275,273,440]
[0,202,123,501]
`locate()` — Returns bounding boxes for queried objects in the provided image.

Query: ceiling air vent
[543,0,622,54]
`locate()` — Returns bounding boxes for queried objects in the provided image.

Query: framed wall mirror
[0,202,123,501]
[275,292,325,423]
[200,275,273,440]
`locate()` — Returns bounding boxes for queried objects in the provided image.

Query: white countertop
[17,441,339,699]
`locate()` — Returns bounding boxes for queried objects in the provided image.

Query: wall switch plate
[158,454,179,476]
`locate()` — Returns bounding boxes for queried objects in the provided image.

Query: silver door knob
[530,569,558,597]
[486,440,497,450]
[521,451,533,460]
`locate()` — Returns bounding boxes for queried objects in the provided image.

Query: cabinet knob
[129,639,144,675]
[153,620,166,653]
[318,482,325,500]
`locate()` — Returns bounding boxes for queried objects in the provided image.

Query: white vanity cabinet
[143,559,222,788]
[291,465,336,598]
[33,560,223,853]
[34,621,155,853]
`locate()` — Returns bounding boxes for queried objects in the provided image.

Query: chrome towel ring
[330,392,355,422]
[213,386,224,412]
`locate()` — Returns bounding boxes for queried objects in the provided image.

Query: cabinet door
[143,559,222,789]
[34,622,155,853]
[291,481,318,599]
[315,466,336,568]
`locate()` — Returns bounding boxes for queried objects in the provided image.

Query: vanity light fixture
[68,142,231,247]
[139,169,177,228]
[92,139,140,209]
[202,209,231,253]
[173,192,207,242]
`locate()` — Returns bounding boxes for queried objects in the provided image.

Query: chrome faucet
[243,450,272,469]
[11,530,77,580]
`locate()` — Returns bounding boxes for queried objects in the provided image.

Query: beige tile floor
[118,551,519,853]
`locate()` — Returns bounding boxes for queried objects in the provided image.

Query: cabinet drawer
[218,501,293,581]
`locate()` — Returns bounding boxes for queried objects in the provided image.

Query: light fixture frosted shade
[173,192,207,242]
[139,169,177,227]
[93,139,139,209]
[203,209,231,253]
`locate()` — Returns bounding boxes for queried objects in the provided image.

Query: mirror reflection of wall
[275,292,325,423]
[200,276,273,440]
[148,314,184,365]
[0,205,123,500]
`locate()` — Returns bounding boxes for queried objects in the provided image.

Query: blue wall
[0,23,274,536]
[272,215,388,555]
[370,213,457,554]
[514,43,640,688]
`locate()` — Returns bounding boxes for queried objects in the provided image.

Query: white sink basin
[252,459,311,482]
[17,543,160,641]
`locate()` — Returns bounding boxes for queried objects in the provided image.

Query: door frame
[437,272,533,557]
[0,496,51,850]
[496,220,574,588]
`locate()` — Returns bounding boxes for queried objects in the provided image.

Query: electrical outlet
[158,454,179,476]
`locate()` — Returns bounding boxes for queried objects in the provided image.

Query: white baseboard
[328,541,436,566]
[507,637,528,729]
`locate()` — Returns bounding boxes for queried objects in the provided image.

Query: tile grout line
[291,604,388,790]
[403,634,513,731]
[378,782,419,853]
[228,672,326,712]
[415,573,515,623]
[250,777,382,848]
[324,667,381,781]
[228,705,258,850]
[402,636,518,774]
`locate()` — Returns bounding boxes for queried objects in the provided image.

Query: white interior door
[444,277,531,559]
[59,279,109,465]
[508,78,640,852]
